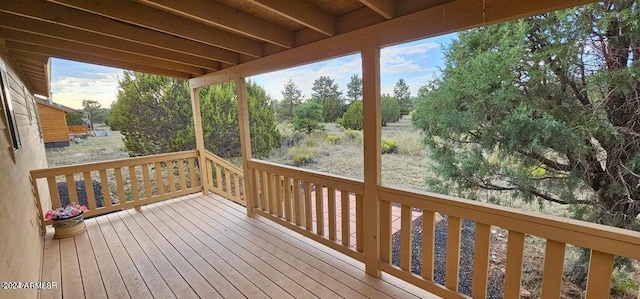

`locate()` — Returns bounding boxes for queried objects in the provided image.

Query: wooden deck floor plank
[149,201,280,299]
[115,212,199,299]
[105,213,176,299]
[207,193,429,299]
[83,218,130,299]
[42,193,438,299]
[58,236,85,298]
[177,199,342,298]
[73,228,108,299]
[171,200,321,299]
[199,196,404,299]
[188,198,369,299]
[95,216,153,299]
[40,231,62,299]
[127,208,234,298]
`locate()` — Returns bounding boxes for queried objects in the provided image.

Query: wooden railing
[203,150,245,205]
[377,184,640,299]
[31,150,202,228]
[247,159,365,261]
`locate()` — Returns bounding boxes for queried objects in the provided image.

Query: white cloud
[51,74,120,109]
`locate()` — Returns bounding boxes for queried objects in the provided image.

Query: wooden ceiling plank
[246,0,336,36]
[47,0,263,57]
[134,0,294,49]
[0,0,239,65]
[359,0,394,19]
[191,0,597,88]
[8,47,192,79]
[0,29,206,75]
[0,13,220,71]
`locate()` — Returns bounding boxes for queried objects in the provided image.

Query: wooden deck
[40,193,439,299]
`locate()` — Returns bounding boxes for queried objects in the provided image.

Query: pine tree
[393,78,412,115]
[277,79,303,121]
[346,74,362,103]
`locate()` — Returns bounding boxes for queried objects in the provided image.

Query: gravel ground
[391,215,505,298]
[56,180,106,208]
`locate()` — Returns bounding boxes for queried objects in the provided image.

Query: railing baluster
[154,162,164,196]
[341,190,350,247]
[224,168,231,194]
[472,223,491,298]
[283,176,292,222]
[541,240,566,298]
[215,162,223,191]
[114,167,126,203]
[422,210,436,280]
[270,173,278,215]
[168,161,176,194]
[188,158,196,188]
[141,163,152,200]
[293,178,301,226]
[205,159,213,190]
[99,169,111,208]
[65,174,78,203]
[82,172,97,211]
[304,181,312,231]
[356,193,363,252]
[585,250,614,299]
[503,230,525,298]
[380,199,392,263]
[47,176,61,210]
[128,166,140,202]
[276,175,284,218]
[261,171,269,213]
[316,185,324,236]
[328,187,336,241]
[445,216,462,291]
[177,159,187,191]
[400,204,412,271]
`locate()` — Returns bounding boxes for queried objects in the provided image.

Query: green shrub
[326,134,342,144]
[381,95,401,126]
[293,101,324,133]
[381,139,398,154]
[287,144,317,166]
[339,100,363,130]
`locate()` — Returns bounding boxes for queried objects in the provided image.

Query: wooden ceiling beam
[0,29,206,75]
[191,0,597,88]
[48,0,263,57]
[0,0,239,65]
[0,13,220,71]
[16,63,45,74]
[8,51,50,65]
[133,0,294,49]
[246,0,336,36]
[7,47,192,79]
[359,0,394,19]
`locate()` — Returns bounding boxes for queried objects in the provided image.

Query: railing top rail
[30,150,199,178]
[203,150,243,175]
[378,184,640,260]
[248,159,364,194]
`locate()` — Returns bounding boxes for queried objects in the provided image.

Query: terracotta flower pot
[52,213,86,239]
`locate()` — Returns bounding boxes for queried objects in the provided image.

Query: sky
[50,33,455,109]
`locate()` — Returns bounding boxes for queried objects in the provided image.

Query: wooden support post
[190,87,208,195]
[362,43,382,277]
[236,78,256,216]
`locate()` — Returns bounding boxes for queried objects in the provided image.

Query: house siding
[0,41,49,299]
[37,103,70,144]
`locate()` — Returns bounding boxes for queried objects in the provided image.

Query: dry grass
[46,130,129,167]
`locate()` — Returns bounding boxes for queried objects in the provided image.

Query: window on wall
[0,63,21,150]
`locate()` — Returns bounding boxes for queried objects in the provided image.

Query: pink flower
[45,210,53,221]
[80,205,88,212]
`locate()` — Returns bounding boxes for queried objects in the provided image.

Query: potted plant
[45,203,88,239]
